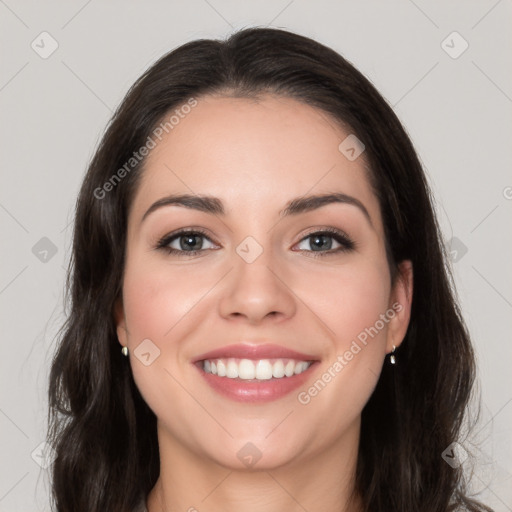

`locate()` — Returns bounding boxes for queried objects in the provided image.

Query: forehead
[129,94,381,229]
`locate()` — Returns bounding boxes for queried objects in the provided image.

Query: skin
[115,94,413,512]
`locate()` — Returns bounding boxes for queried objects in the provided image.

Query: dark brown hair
[47,27,493,511]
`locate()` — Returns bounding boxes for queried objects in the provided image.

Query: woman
[47,27,493,512]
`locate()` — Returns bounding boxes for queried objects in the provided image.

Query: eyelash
[155,227,356,259]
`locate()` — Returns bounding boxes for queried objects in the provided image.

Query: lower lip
[194,361,319,403]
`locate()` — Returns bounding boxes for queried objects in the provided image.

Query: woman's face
[116,94,412,470]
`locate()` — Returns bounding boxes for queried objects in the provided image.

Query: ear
[114,296,128,347]
[386,260,413,353]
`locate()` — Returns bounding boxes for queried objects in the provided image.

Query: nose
[217,249,297,325]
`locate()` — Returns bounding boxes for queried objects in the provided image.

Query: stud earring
[121,346,129,357]
[390,345,396,365]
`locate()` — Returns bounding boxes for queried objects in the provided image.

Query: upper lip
[193,343,319,363]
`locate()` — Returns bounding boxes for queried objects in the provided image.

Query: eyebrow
[140,192,373,227]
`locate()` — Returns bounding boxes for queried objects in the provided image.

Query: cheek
[343,272,390,344]
[120,258,209,420]
[293,261,392,432]
[299,258,391,347]
[122,257,213,343]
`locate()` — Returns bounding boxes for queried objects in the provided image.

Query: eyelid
[156,225,214,240]
[297,226,352,242]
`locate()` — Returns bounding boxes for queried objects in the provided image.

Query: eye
[155,229,217,256]
[155,227,355,258]
[294,228,355,257]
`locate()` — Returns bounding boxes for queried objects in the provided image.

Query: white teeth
[272,360,285,378]
[294,361,309,374]
[217,359,226,377]
[255,360,273,380]
[238,359,255,380]
[284,360,295,377]
[226,360,238,378]
[202,358,312,380]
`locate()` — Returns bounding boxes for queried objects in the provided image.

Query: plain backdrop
[0,1,511,510]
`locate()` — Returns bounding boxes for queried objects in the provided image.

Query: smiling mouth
[200,357,314,380]
[195,356,319,402]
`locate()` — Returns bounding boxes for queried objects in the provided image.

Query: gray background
[1,1,511,510]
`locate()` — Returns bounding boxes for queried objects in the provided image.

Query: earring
[121,346,129,357]
[389,345,396,365]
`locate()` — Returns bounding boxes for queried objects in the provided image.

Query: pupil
[312,234,331,251]
[182,234,201,251]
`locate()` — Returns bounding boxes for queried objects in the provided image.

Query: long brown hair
[47,27,493,511]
